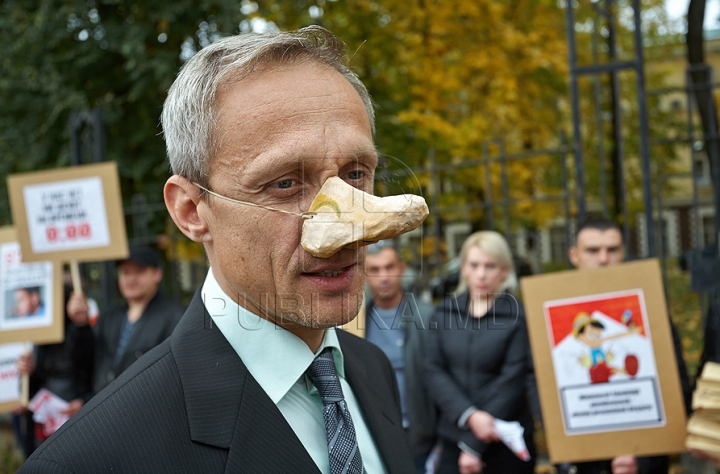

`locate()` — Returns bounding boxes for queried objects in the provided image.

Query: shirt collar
[201,268,345,404]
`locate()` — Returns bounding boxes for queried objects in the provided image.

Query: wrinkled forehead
[208,63,377,182]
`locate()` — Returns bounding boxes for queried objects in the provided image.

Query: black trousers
[438,438,535,474]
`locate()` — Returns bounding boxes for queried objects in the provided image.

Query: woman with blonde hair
[426,231,535,474]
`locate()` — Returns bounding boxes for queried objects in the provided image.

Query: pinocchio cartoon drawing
[572,311,640,384]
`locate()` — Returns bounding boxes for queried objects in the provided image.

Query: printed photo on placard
[544,289,665,435]
[0,241,53,332]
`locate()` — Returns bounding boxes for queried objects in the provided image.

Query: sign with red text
[0,227,63,345]
[8,162,128,263]
[29,388,71,436]
[0,342,25,412]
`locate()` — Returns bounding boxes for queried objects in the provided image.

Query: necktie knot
[307,348,344,404]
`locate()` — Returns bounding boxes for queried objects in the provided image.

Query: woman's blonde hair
[456,230,518,293]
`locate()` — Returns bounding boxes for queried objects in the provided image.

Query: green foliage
[0,0,246,229]
[0,423,23,474]
[665,263,704,381]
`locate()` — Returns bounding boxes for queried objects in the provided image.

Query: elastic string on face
[191,182,314,219]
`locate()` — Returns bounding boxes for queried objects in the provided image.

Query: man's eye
[347,170,364,180]
[274,179,294,189]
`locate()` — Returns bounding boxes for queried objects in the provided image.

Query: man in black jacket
[557,218,692,474]
[68,245,185,395]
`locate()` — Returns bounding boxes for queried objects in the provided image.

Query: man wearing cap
[70,246,185,395]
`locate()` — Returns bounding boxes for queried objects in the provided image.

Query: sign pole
[70,260,83,296]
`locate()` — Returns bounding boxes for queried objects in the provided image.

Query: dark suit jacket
[93,291,185,394]
[19,290,414,473]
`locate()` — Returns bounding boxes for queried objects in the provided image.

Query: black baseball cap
[118,246,161,268]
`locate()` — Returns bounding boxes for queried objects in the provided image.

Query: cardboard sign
[0,227,63,345]
[0,342,26,412]
[7,162,128,263]
[521,259,686,463]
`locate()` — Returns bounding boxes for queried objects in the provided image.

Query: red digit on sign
[79,223,91,237]
[66,224,77,239]
[47,227,57,242]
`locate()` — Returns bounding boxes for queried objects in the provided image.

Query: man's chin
[271,305,361,330]
[297,311,360,329]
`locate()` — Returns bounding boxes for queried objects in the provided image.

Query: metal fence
[68,0,720,311]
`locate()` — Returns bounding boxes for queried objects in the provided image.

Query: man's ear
[164,176,210,243]
[569,246,579,267]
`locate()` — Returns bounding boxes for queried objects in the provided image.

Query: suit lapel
[171,291,318,473]
[340,332,410,474]
[225,373,320,473]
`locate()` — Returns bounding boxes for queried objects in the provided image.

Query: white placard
[0,342,25,403]
[23,176,110,253]
[29,388,70,436]
[560,377,664,433]
[1,242,54,331]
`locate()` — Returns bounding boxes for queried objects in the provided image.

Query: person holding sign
[554,218,692,474]
[19,26,416,473]
[13,274,94,458]
[66,246,185,395]
[425,231,535,474]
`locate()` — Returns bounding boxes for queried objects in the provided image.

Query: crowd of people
[360,219,699,474]
[12,246,185,459]
[9,25,717,474]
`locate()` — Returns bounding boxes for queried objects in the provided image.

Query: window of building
[549,226,568,262]
[703,215,716,247]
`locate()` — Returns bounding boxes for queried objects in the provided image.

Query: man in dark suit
[19,26,414,473]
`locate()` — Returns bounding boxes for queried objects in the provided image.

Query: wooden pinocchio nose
[301,177,429,258]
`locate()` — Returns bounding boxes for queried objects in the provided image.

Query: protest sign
[0,227,63,345]
[0,342,26,412]
[521,259,686,463]
[7,161,128,263]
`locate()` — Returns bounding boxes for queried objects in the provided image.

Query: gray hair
[161,26,375,186]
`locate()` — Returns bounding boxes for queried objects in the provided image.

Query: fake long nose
[301,177,429,258]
